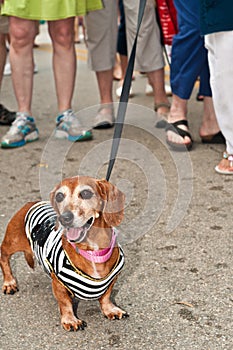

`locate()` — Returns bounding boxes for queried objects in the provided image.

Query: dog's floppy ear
[97,179,125,227]
[49,184,60,213]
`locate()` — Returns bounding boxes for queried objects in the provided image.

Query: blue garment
[117,0,127,56]
[170,0,211,99]
[200,0,233,35]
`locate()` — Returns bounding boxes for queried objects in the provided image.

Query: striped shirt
[25,201,125,300]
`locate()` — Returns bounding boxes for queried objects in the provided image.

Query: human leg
[0,31,16,125]
[199,97,224,143]
[48,18,76,113]
[0,33,7,89]
[166,94,193,149]
[123,0,170,118]
[205,31,233,173]
[115,0,133,97]
[1,17,38,148]
[8,17,37,115]
[0,16,16,125]
[167,0,212,149]
[85,0,118,128]
[49,18,92,141]
[94,70,115,128]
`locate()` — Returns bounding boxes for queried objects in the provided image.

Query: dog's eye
[80,189,93,200]
[55,192,65,203]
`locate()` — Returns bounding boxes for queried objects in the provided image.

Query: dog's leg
[99,277,129,320]
[0,203,35,294]
[51,274,87,332]
[0,243,19,294]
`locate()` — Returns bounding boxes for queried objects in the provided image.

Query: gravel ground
[0,27,232,350]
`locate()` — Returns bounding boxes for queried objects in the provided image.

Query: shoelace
[61,110,81,127]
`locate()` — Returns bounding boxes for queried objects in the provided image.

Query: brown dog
[0,176,128,331]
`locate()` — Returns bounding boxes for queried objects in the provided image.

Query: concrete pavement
[0,23,232,350]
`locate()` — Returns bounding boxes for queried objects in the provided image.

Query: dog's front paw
[2,278,19,295]
[103,305,129,320]
[61,316,87,332]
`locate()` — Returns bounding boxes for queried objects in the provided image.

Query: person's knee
[50,24,74,48]
[10,24,36,49]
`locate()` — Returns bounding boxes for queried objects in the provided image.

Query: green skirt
[1,0,103,20]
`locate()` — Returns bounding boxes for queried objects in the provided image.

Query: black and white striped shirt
[25,201,125,300]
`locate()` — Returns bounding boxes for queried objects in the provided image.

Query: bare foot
[215,153,233,174]
[166,118,192,148]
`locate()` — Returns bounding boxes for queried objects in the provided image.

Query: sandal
[165,120,193,151]
[154,102,170,129]
[215,151,233,174]
[201,131,225,144]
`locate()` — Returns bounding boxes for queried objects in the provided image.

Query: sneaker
[55,109,92,141]
[1,112,39,148]
[0,104,16,125]
[3,62,11,76]
[116,85,134,98]
[93,105,115,129]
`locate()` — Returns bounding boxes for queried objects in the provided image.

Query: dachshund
[0,176,128,331]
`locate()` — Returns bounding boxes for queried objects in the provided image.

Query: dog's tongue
[66,227,84,242]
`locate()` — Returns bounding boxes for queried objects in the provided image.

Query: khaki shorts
[85,0,118,71]
[0,15,9,34]
[124,0,165,72]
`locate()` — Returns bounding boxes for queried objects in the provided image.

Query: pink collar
[69,229,117,263]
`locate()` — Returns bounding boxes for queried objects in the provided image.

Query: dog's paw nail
[79,321,87,330]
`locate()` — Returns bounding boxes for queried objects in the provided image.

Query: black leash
[106,0,146,182]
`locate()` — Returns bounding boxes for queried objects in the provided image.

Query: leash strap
[106,0,147,181]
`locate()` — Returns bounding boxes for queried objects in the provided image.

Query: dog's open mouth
[66,217,94,243]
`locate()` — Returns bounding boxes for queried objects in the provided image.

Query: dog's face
[50,176,125,243]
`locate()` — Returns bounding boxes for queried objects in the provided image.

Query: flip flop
[201,131,225,144]
[215,152,233,174]
[165,120,193,151]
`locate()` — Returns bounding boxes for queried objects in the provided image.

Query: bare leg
[113,53,122,81]
[0,33,7,90]
[168,95,221,146]
[167,94,191,146]
[148,68,170,116]
[48,18,76,113]
[199,96,221,137]
[92,69,115,128]
[9,17,37,115]
[96,69,114,105]
[117,54,128,88]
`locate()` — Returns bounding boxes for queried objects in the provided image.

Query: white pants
[205,31,233,154]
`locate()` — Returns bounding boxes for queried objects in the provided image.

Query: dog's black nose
[59,211,74,227]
